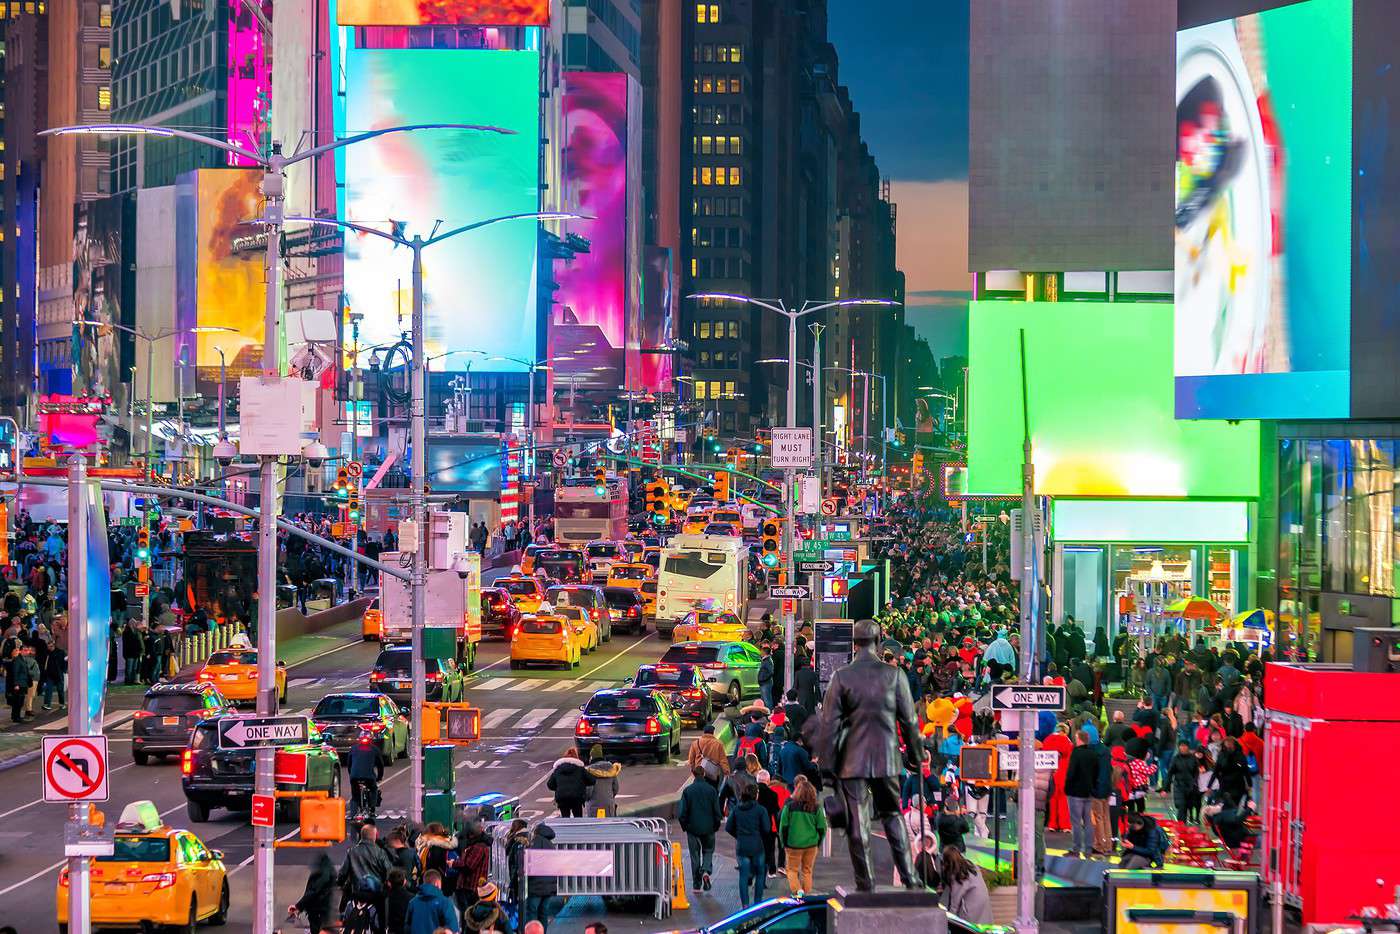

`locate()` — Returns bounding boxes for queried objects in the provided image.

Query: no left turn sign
[43,735,110,803]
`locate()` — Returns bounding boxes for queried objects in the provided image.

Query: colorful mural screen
[1173,0,1352,419]
[337,0,547,27]
[639,246,675,392]
[188,169,264,379]
[968,300,1260,499]
[344,48,541,371]
[550,72,629,392]
[226,0,271,166]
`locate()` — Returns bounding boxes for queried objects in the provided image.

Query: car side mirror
[278,660,286,667]
[210,850,224,862]
[623,677,633,685]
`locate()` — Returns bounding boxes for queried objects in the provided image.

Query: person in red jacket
[1043,725,1073,832]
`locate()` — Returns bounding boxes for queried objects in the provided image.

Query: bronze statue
[818,618,924,891]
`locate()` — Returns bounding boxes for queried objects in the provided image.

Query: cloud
[892,179,969,296]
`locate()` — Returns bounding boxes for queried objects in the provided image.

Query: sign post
[43,736,110,804]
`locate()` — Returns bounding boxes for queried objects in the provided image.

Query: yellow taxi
[682,511,711,535]
[361,597,382,641]
[639,579,659,618]
[196,646,287,705]
[607,562,654,589]
[520,543,547,576]
[710,508,743,528]
[555,605,599,654]
[510,614,581,670]
[57,801,228,931]
[672,610,749,643]
[641,545,662,571]
[498,575,547,614]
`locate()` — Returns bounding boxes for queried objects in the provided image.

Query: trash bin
[423,744,454,791]
[423,790,456,830]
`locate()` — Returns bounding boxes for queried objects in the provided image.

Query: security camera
[213,437,238,468]
[302,441,329,469]
[452,552,475,579]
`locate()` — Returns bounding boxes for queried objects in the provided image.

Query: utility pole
[783,309,798,697]
[1015,329,1039,934]
[408,237,428,824]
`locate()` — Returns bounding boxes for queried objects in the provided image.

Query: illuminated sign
[344,48,541,371]
[1052,500,1250,544]
[337,0,548,26]
[968,300,1260,498]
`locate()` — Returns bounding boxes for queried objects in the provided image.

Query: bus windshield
[663,551,727,580]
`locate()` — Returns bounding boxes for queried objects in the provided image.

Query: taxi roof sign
[117,799,165,833]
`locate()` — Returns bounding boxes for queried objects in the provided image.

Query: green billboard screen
[967,300,1260,499]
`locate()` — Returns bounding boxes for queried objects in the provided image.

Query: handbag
[822,790,847,831]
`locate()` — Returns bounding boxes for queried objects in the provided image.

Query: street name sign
[990,684,1066,712]
[769,585,811,599]
[1000,750,1061,772]
[797,559,835,574]
[770,428,813,469]
[217,715,311,750]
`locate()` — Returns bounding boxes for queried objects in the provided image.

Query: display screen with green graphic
[967,300,1260,498]
[1173,0,1352,418]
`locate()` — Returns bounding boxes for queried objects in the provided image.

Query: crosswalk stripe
[506,679,548,692]
[516,708,556,730]
[584,681,616,693]
[551,709,581,730]
[290,678,323,688]
[541,680,582,693]
[37,719,70,732]
[481,708,520,729]
[472,678,515,692]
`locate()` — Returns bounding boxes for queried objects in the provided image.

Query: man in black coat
[818,619,923,891]
[678,766,723,890]
[794,657,820,715]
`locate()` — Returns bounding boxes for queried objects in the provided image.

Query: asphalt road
[0,613,725,932]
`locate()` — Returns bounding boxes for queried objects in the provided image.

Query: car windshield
[586,544,620,558]
[585,694,656,714]
[661,644,721,664]
[314,696,379,717]
[502,580,540,596]
[635,666,691,687]
[547,588,591,607]
[603,588,643,607]
[712,511,741,524]
[375,651,437,674]
[142,694,203,715]
[98,836,171,863]
[521,618,563,635]
[611,566,646,580]
[556,607,586,622]
[641,581,658,595]
[207,651,258,666]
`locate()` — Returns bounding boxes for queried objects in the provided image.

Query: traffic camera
[760,517,782,568]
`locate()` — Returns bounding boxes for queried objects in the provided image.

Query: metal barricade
[488,817,674,919]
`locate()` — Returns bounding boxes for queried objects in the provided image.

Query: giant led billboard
[550,72,629,392]
[337,0,547,26]
[1174,0,1352,418]
[344,48,541,371]
[967,300,1260,499]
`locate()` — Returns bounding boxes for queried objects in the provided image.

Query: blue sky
[828,0,971,359]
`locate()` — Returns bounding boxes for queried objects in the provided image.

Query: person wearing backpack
[720,754,760,815]
[338,823,394,921]
[733,722,768,773]
[1119,813,1169,869]
[678,765,723,891]
[404,868,460,934]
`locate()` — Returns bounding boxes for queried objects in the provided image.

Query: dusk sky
[828,0,970,361]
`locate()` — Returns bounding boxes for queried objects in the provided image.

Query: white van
[655,534,750,638]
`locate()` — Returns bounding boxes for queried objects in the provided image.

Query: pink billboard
[551,72,628,393]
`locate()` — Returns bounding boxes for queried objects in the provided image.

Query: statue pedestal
[829,888,948,934]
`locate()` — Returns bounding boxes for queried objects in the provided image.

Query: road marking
[472,678,515,692]
[541,679,582,693]
[290,677,324,688]
[583,680,617,693]
[577,632,653,680]
[506,679,549,692]
[481,708,521,729]
[288,637,365,669]
[0,801,185,895]
[516,708,556,730]
[103,711,133,730]
[229,826,302,875]
[551,709,581,730]
[37,719,71,733]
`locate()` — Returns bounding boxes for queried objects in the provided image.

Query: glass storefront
[1277,437,1399,660]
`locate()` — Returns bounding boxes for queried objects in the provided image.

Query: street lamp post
[46,120,512,934]
[286,212,574,824]
[689,293,897,697]
[826,366,889,478]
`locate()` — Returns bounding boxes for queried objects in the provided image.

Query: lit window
[695,3,706,22]
[713,169,725,187]
[699,322,712,339]
[728,321,739,339]
[730,136,742,154]
[731,45,742,62]
[724,380,736,397]
[701,136,712,154]
[700,166,713,186]
[708,4,718,22]
[716,46,728,63]
[99,2,111,25]
[692,167,698,185]
[701,76,713,94]
[715,137,727,155]
[690,227,699,245]
[695,381,708,400]
[728,167,740,186]
[691,258,698,277]
[97,46,111,68]
[98,86,111,110]
[729,77,740,93]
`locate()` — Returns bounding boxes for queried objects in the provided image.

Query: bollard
[669,841,690,912]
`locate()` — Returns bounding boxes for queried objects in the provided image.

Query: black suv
[132,683,234,765]
[181,717,342,823]
[369,646,465,707]
[602,586,648,635]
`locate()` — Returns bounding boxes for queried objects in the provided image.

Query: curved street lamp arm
[287,123,515,167]
[280,214,408,247]
[685,292,788,316]
[39,125,265,166]
[797,298,899,317]
[427,211,578,246]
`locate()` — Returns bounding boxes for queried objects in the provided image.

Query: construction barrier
[670,841,690,911]
[174,622,246,669]
[487,817,674,919]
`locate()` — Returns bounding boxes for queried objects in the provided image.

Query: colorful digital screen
[550,72,629,392]
[1174,0,1352,419]
[639,246,675,392]
[967,300,1260,499]
[344,48,541,371]
[426,439,503,493]
[337,0,547,26]
[181,169,265,384]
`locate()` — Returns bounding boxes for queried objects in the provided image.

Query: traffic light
[912,452,924,474]
[714,471,730,502]
[593,465,608,497]
[334,466,350,499]
[347,484,361,523]
[760,516,783,568]
[136,525,151,563]
[646,479,671,525]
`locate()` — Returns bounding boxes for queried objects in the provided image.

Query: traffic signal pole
[783,310,798,698]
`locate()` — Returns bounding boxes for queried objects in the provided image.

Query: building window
[730,136,742,154]
[98,45,111,68]
[728,77,741,93]
[727,321,740,339]
[698,351,711,367]
[99,1,111,25]
[699,322,712,340]
[700,166,713,186]
[701,136,712,154]
[695,381,708,400]
[730,197,742,216]
[728,166,741,186]
[724,380,736,397]
[695,2,718,23]
[98,86,111,110]
[690,258,698,276]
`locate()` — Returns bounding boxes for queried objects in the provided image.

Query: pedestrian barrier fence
[173,622,246,670]
[488,817,674,919]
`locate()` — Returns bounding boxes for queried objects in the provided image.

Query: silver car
[658,640,762,706]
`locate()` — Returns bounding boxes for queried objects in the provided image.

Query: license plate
[163,717,180,726]
[394,680,409,688]
[599,723,632,736]
[103,883,132,894]
[220,674,238,681]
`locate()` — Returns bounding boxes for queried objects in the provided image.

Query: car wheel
[727,681,742,706]
[208,880,230,926]
[510,660,522,670]
[170,897,197,934]
[186,798,210,823]
[133,751,150,766]
[654,744,670,765]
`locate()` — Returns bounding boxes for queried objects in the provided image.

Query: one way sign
[217,715,311,750]
[990,684,1066,712]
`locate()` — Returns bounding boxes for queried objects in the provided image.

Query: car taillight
[141,872,178,889]
[682,689,704,699]
[628,607,640,616]
[180,750,194,775]
[197,670,214,682]
[575,718,594,736]
[362,721,387,732]
[704,662,726,670]
[370,671,385,682]
[425,671,441,682]
[132,710,155,719]
[591,608,604,621]
[645,717,661,735]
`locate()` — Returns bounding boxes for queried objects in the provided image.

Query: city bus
[654,534,750,639]
[553,476,630,545]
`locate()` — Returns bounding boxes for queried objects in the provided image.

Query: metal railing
[173,622,246,670]
[487,817,674,919]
